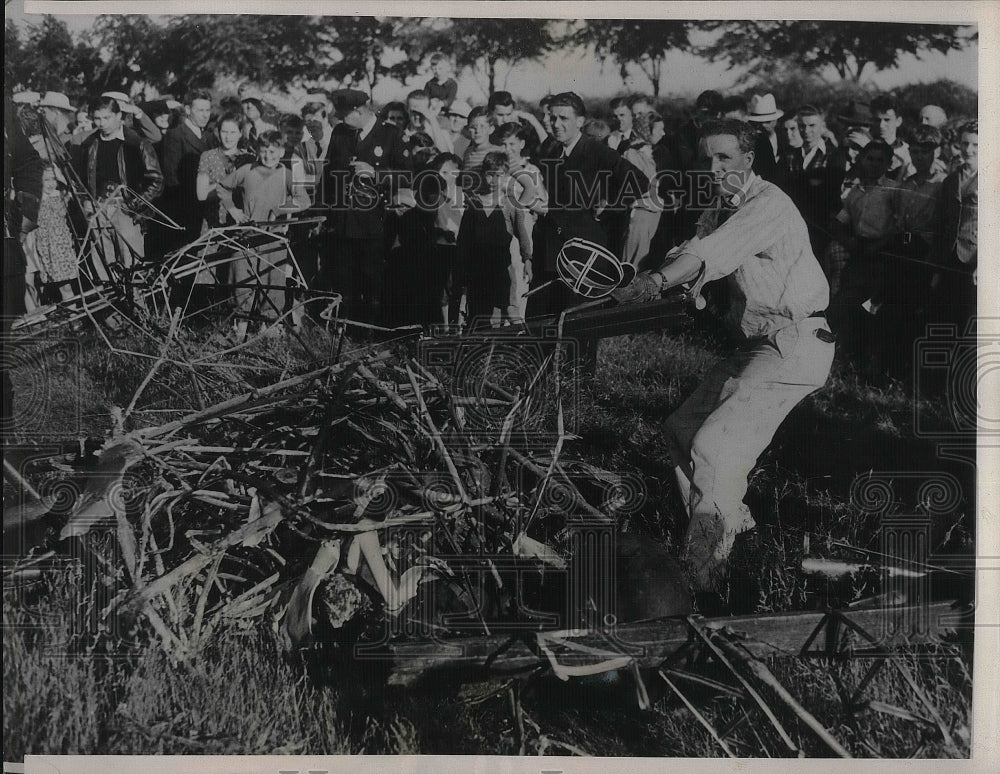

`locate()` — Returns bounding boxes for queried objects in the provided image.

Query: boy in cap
[102,91,163,145]
[445,100,472,158]
[323,89,408,323]
[75,95,163,282]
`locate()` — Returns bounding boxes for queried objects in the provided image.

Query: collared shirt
[800,139,827,170]
[722,171,758,208]
[608,129,632,151]
[886,137,914,178]
[99,127,126,142]
[685,176,829,339]
[836,176,897,239]
[184,118,203,140]
[892,170,945,243]
[954,166,978,264]
[562,132,582,158]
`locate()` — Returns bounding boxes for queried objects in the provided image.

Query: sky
[4,0,980,103]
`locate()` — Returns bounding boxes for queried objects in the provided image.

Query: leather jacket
[79,127,164,203]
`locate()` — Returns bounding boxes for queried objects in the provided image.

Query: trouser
[827,247,887,368]
[663,317,835,593]
[89,203,144,283]
[331,236,385,324]
[507,254,527,323]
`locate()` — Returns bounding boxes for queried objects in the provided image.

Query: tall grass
[3,569,419,756]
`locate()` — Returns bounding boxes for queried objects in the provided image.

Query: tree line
[5,16,977,102]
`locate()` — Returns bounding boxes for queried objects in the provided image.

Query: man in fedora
[38,92,77,148]
[746,93,782,183]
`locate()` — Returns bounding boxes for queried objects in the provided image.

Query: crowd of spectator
[10,54,977,384]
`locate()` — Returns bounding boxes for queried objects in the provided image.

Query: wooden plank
[386,601,960,685]
[468,293,695,341]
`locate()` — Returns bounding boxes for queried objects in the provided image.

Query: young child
[621,113,663,268]
[217,131,312,337]
[493,122,547,320]
[424,53,458,108]
[456,151,531,328]
[427,153,466,327]
[462,107,502,173]
[30,161,79,305]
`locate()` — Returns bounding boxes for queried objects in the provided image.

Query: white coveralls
[662,174,835,593]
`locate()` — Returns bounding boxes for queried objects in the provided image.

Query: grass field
[2,316,975,759]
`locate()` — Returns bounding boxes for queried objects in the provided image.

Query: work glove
[611,271,661,305]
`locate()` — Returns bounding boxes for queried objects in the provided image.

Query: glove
[611,271,661,305]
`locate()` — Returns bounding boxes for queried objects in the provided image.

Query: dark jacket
[536,134,648,271]
[162,122,211,192]
[752,128,781,185]
[324,118,408,240]
[4,97,43,238]
[783,142,846,245]
[161,122,213,238]
[936,167,977,269]
[4,96,43,300]
[77,127,163,203]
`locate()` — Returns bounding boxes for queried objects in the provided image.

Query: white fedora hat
[102,90,132,104]
[747,93,783,122]
[39,91,74,112]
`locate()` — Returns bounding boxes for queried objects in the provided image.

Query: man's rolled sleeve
[689,190,787,282]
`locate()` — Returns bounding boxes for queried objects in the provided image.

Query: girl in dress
[29,161,79,306]
[196,112,255,229]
